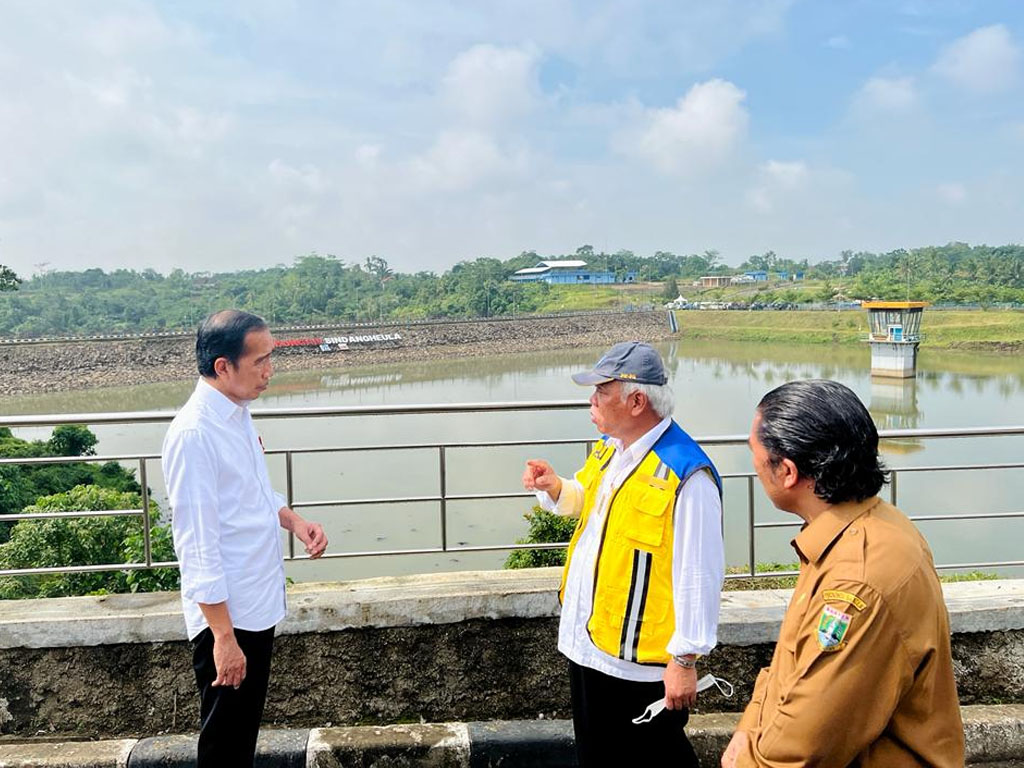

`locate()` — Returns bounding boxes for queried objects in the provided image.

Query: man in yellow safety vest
[523,341,724,767]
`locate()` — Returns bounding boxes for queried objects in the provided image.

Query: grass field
[532,285,1024,351]
[673,309,1024,350]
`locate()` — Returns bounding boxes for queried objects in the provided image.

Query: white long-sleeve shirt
[539,417,724,682]
[162,378,288,640]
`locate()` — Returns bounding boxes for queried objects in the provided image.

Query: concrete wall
[1,570,1022,740]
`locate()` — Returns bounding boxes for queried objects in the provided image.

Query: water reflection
[0,339,1021,581]
[869,378,923,455]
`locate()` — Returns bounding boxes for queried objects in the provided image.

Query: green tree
[0,265,20,291]
[504,507,578,569]
[0,426,139,543]
[0,485,178,599]
[364,255,393,282]
[661,277,680,300]
[48,425,98,456]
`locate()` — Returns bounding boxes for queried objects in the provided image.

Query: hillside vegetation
[0,241,1021,337]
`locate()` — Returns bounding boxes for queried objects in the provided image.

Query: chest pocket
[621,484,673,548]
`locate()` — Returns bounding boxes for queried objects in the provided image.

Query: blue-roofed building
[744,270,769,282]
[510,260,637,284]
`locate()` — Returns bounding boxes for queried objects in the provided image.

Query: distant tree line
[735,244,1024,304]
[1,241,1022,336]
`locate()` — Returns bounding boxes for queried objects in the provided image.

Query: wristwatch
[672,654,697,669]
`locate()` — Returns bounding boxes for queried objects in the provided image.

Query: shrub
[504,507,578,569]
[0,485,179,599]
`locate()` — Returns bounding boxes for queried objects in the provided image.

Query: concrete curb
[0,739,135,768]
[306,723,469,767]
[126,728,307,767]
[466,720,574,767]
[2,704,1022,766]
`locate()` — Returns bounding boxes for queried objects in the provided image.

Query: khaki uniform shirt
[736,496,964,767]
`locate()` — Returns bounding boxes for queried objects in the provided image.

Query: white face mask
[631,674,735,725]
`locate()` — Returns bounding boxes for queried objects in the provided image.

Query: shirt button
[848,527,859,536]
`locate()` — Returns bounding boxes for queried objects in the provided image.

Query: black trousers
[191,626,276,768]
[569,659,700,767]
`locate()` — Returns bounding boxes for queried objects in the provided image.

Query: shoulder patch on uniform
[822,590,867,612]
[817,605,852,652]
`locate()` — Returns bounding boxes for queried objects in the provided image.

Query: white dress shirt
[162,378,288,641]
[539,417,724,682]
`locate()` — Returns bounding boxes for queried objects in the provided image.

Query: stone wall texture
[0,573,1021,740]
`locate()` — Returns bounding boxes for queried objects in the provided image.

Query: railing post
[439,446,448,551]
[139,458,152,567]
[286,451,295,559]
[747,476,756,578]
[890,470,898,506]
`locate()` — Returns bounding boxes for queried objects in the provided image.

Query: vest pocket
[623,486,672,548]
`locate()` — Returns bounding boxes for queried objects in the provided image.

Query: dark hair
[756,379,888,504]
[196,310,268,378]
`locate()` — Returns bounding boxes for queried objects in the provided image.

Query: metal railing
[1,405,1022,580]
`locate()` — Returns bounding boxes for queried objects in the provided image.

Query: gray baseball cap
[571,341,668,386]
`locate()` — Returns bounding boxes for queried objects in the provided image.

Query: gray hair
[620,381,675,419]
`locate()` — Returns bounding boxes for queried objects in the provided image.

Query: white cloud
[441,44,541,127]
[410,131,527,192]
[80,9,189,58]
[936,182,967,204]
[268,159,328,193]
[355,144,382,170]
[564,1,794,78]
[171,107,232,145]
[624,79,749,174]
[746,160,809,212]
[64,68,152,109]
[2,1,1024,277]
[933,24,1020,93]
[763,160,809,188]
[854,76,919,114]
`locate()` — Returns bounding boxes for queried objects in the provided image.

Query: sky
[1,0,1023,276]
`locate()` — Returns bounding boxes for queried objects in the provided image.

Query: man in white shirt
[162,310,327,767]
[523,341,723,767]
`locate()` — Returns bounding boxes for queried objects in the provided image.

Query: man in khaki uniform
[722,379,964,768]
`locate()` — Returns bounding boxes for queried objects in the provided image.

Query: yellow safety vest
[559,422,721,665]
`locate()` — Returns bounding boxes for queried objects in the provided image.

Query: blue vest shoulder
[652,421,723,494]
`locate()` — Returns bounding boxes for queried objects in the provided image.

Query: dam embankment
[0,312,673,396]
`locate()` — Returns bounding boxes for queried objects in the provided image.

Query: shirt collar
[607,416,671,462]
[195,377,247,422]
[792,496,883,564]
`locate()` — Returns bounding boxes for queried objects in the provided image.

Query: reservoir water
[2,339,1022,582]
